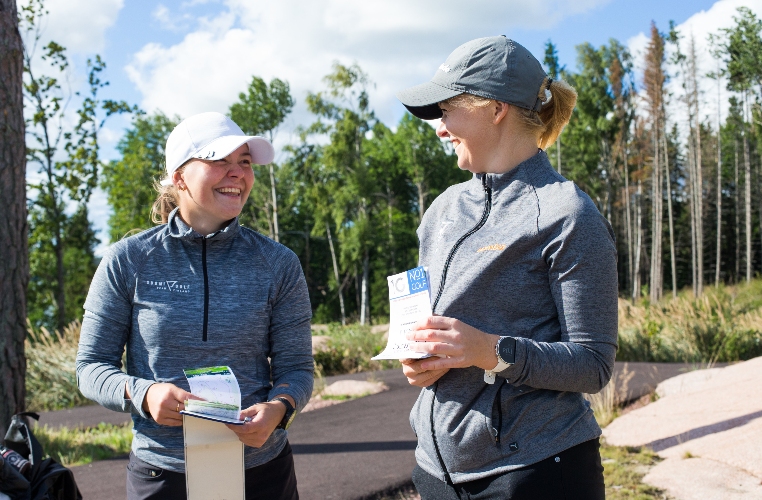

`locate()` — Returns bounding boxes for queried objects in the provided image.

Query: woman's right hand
[401,359,449,387]
[142,383,201,426]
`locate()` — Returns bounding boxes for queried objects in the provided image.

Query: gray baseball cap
[396,36,547,120]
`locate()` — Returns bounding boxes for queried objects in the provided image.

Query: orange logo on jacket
[477,244,506,253]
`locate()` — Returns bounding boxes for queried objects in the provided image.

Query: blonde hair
[150,165,185,224]
[443,77,577,150]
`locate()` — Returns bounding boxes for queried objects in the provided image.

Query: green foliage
[312,324,399,376]
[21,0,135,331]
[228,76,295,239]
[101,113,178,241]
[229,76,294,140]
[721,7,762,94]
[34,423,133,467]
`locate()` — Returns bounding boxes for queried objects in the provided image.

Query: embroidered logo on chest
[145,280,191,293]
[477,244,506,253]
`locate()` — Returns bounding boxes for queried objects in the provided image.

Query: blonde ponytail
[536,77,577,149]
[150,165,187,224]
[150,181,180,225]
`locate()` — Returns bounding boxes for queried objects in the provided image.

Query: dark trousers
[126,442,298,500]
[413,438,605,500]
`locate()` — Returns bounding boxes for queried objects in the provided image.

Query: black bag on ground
[1,413,82,500]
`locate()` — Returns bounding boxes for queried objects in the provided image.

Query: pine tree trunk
[715,78,722,287]
[650,126,663,302]
[326,224,345,325]
[689,138,698,295]
[0,0,28,436]
[695,120,704,297]
[735,139,740,282]
[360,251,369,325]
[634,178,643,301]
[744,94,752,282]
[662,127,677,297]
[269,164,279,243]
[624,148,633,297]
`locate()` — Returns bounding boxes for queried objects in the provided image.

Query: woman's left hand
[406,316,500,372]
[226,401,287,448]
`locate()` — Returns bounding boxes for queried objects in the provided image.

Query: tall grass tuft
[313,323,399,376]
[617,281,762,363]
[25,320,90,411]
[584,365,634,428]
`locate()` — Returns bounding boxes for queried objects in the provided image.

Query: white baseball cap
[161,112,275,186]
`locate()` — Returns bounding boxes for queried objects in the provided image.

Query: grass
[618,280,762,363]
[25,320,91,411]
[33,422,133,467]
[601,444,667,499]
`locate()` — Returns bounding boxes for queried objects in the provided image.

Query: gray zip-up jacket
[76,208,313,472]
[413,151,618,484]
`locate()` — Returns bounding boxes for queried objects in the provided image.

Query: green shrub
[313,323,399,376]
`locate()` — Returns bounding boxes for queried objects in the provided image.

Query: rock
[322,380,388,397]
[311,335,330,354]
[643,456,762,500]
[603,356,762,500]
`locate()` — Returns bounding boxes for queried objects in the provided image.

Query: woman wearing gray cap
[396,36,616,499]
[76,112,313,499]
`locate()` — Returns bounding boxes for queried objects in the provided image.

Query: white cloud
[37,0,124,53]
[628,0,762,135]
[125,0,611,131]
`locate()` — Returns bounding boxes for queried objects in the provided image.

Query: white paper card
[184,366,241,421]
[183,414,244,500]
[372,266,434,360]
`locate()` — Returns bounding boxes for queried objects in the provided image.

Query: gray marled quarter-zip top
[412,150,618,484]
[76,208,313,472]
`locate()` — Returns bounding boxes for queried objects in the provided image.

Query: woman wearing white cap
[76,112,313,499]
[396,37,617,498]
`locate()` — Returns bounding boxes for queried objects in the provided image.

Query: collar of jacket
[473,149,550,196]
[166,207,241,242]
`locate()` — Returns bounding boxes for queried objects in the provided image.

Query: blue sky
[25,0,761,251]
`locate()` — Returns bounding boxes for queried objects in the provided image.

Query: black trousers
[126,442,298,500]
[413,438,605,500]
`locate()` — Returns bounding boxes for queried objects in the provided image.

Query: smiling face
[436,101,500,173]
[173,143,254,235]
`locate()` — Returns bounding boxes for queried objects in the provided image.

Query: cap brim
[192,135,275,165]
[396,81,462,120]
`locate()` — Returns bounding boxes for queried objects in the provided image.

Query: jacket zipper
[494,380,504,444]
[202,238,209,342]
[432,175,493,312]
[429,174,493,486]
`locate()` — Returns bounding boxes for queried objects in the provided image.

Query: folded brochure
[181,366,245,425]
[372,266,435,360]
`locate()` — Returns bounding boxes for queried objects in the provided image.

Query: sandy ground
[603,356,762,500]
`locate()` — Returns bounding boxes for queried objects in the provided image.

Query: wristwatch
[484,336,516,384]
[272,397,296,430]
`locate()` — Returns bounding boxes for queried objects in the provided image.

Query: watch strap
[485,336,515,384]
[272,397,296,430]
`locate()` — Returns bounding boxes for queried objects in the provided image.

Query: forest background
[16,0,762,332]
[4,0,762,432]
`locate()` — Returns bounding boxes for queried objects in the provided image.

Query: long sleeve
[75,245,154,418]
[499,203,619,394]
[266,252,314,411]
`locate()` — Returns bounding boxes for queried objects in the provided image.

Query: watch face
[498,337,516,364]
